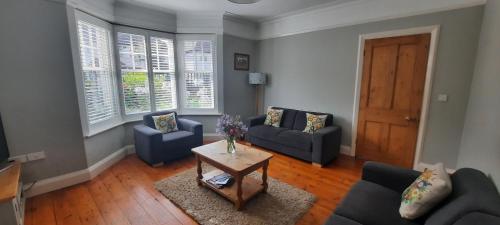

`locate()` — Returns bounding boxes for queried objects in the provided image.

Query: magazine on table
[207,172,234,189]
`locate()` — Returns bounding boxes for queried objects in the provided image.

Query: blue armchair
[134,111,203,166]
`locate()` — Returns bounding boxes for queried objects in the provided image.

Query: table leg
[196,155,202,186]
[236,175,243,210]
[262,160,269,193]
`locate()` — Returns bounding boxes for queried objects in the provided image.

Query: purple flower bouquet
[216,114,248,153]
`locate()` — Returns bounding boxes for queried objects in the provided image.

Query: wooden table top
[192,140,273,172]
[0,162,21,203]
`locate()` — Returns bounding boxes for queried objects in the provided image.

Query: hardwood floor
[25,144,364,225]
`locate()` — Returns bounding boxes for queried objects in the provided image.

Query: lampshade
[249,73,266,85]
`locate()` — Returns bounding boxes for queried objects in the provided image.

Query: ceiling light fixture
[227,0,261,4]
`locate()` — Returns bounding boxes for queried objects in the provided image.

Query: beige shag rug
[154,165,316,225]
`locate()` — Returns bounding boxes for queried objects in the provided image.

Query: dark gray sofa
[134,111,203,166]
[246,107,341,166]
[325,162,500,225]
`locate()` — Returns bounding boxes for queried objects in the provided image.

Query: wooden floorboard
[26,143,364,225]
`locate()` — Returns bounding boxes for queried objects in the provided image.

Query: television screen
[0,114,9,163]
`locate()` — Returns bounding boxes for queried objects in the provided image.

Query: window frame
[176,34,222,115]
[69,10,122,137]
[114,26,179,121]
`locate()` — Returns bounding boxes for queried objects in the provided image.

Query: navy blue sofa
[246,107,341,166]
[134,111,203,166]
[325,162,500,225]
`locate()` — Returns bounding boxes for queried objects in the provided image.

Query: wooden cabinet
[0,162,24,225]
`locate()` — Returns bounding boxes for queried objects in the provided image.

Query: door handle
[405,116,417,122]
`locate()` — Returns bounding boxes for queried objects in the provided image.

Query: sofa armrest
[454,212,500,225]
[178,118,203,136]
[312,126,342,166]
[134,124,162,138]
[247,115,266,127]
[133,125,163,164]
[362,161,420,193]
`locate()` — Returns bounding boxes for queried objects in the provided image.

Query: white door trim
[351,25,440,170]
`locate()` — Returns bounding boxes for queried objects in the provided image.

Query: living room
[0,0,499,225]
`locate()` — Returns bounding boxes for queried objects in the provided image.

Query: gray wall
[457,0,500,187]
[257,6,484,168]
[84,126,127,166]
[223,34,257,120]
[0,0,88,182]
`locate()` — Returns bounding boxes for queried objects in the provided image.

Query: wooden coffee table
[192,140,273,210]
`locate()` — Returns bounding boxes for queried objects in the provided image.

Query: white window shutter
[77,21,117,125]
[151,37,177,111]
[117,32,151,115]
[182,40,215,109]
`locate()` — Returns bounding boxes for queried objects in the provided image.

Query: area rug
[154,165,316,225]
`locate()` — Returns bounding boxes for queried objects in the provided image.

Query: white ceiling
[119,0,357,22]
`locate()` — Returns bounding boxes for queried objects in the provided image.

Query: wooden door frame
[351,25,440,170]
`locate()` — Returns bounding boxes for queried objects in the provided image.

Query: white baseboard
[125,145,135,155]
[416,162,456,174]
[24,145,134,198]
[340,145,354,156]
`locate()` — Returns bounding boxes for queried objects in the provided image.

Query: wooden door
[356,34,430,168]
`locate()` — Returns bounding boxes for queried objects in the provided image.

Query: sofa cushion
[335,180,421,225]
[153,112,179,134]
[264,107,284,127]
[293,110,333,131]
[303,113,328,134]
[162,131,194,143]
[400,163,452,219]
[144,110,178,129]
[271,107,298,129]
[274,130,312,151]
[247,125,287,140]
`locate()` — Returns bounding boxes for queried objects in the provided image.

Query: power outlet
[27,151,46,161]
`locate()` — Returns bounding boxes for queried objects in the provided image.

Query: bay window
[115,27,178,117]
[72,11,121,136]
[71,13,221,137]
[116,31,151,114]
[177,34,219,114]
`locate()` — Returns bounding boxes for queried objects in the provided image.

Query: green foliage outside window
[122,72,150,113]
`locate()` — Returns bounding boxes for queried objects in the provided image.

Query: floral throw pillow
[303,113,327,134]
[264,107,284,127]
[400,163,452,219]
[152,113,178,134]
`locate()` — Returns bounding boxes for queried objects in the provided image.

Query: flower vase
[226,138,236,154]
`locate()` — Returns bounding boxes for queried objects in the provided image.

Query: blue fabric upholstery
[335,180,420,225]
[274,130,312,152]
[324,215,363,225]
[246,107,341,166]
[454,213,500,225]
[292,110,333,131]
[247,125,287,140]
[134,111,203,166]
[271,107,298,129]
[324,162,500,225]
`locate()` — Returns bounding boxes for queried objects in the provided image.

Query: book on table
[207,172,233,189]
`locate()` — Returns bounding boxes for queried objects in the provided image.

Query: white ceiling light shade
[227,0,261,4]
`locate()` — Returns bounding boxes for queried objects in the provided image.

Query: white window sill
[84,112,223,138]
[85,121,127,138]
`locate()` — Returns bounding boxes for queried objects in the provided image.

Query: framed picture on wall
[234,53,250,71]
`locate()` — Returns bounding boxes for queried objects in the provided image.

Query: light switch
[437,94,448,102]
